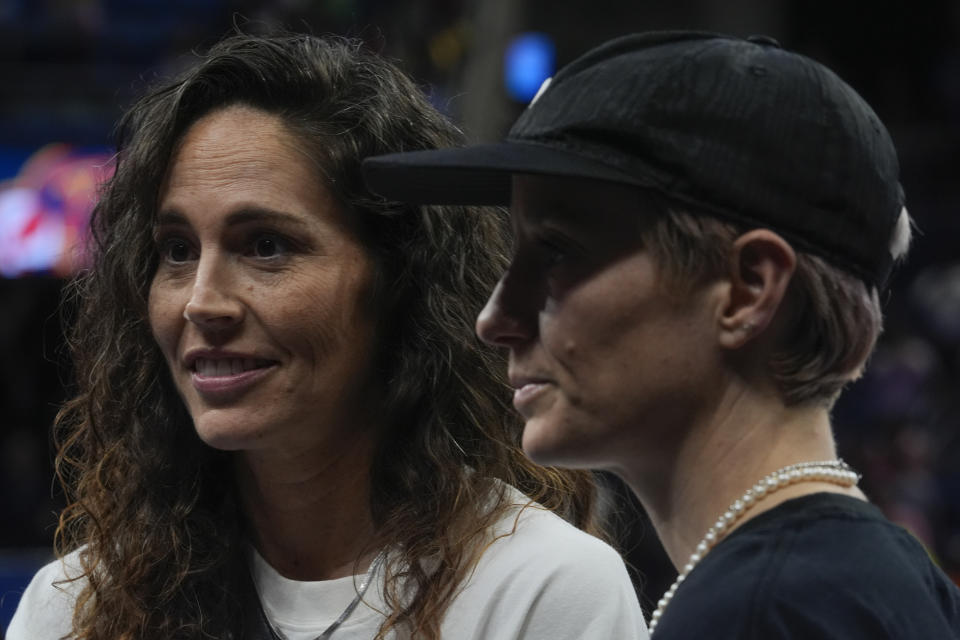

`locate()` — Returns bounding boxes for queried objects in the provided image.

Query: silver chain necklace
[258,550,388,640]
[647,459,860,635]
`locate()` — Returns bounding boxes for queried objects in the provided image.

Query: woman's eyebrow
[154,209,188,227]
[153,207,311,230]
[224,207,311,230]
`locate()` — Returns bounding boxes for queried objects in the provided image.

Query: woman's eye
[160,238,194,263]
[538,239,569,266]
[251,234,290,258]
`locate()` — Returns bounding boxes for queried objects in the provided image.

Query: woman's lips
[512,381,550,417]
[190,360,277,400]
[193,356,272,377]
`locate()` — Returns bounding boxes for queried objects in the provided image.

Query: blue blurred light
[504,33,556,103]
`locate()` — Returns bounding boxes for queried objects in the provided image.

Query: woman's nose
[183,255,244,331]
[475,274,536,348]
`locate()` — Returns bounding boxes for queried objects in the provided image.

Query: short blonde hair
[642,200,911,406]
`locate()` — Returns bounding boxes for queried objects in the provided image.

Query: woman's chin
[521,415,595,469]
[192,418,268,452]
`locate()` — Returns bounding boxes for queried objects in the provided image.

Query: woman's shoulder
[480,497,633,592]
[6,548,85,640]
[441,484,648,639]
[490,484,623,563]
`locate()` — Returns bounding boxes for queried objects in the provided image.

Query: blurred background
[1,0,958,631]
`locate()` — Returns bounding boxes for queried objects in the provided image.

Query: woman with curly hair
[8,32,645,640]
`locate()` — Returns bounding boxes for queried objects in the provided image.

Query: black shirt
[653,493,960,638]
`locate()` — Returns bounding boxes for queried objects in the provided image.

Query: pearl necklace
[647,460,860,635]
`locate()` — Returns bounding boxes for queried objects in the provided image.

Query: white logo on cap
[528,76,552,107]
[889,206,912,259]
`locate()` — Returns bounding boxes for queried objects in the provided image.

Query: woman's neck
[235,432,378,581]
[624,385,864,569]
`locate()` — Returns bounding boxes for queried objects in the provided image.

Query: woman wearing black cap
[365,31,960,639]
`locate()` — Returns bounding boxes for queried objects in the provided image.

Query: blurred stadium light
[503,32,555,102]
[0,145,111,278]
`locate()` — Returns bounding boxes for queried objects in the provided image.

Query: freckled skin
[477,175,723,472]
[148,105,382,456]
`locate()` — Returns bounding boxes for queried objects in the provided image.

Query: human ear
[717,229,796,350]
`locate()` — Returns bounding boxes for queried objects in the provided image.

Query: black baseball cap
[363,31,906,287]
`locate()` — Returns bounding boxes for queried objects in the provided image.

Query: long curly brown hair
[52,32,603,639]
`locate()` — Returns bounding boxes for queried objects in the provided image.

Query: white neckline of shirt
[250,547,385,633]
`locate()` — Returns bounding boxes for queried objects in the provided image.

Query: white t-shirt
[8,491,648,639]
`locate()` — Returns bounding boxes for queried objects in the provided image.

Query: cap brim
[362,141,641,206]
